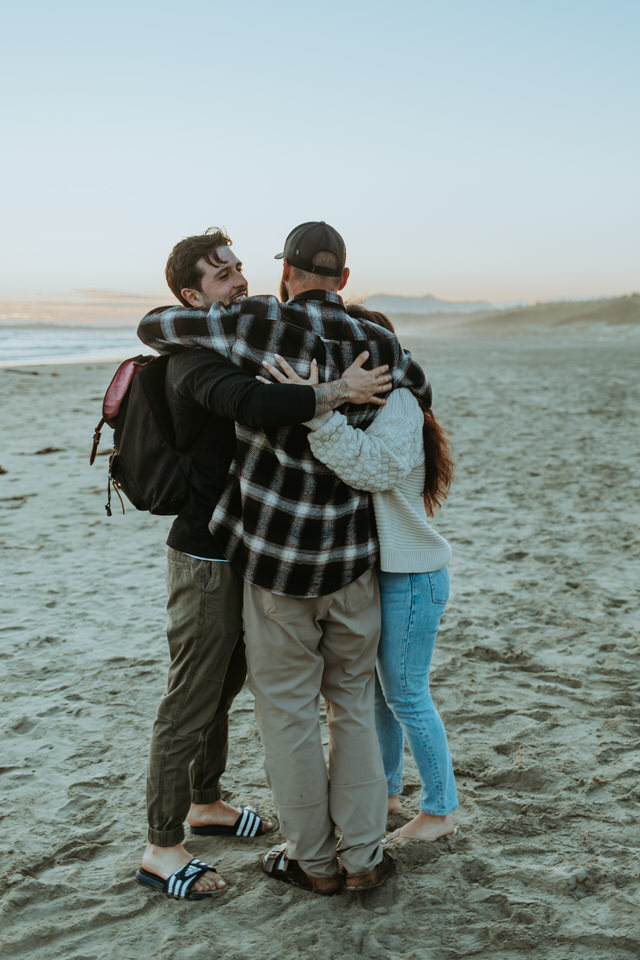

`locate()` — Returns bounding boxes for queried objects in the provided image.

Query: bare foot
[187,799,274,833]
[142,843,226,893]
[387,795,403,814]
[386,812,456,843]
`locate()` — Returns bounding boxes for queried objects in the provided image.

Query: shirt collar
[288,289,344,307]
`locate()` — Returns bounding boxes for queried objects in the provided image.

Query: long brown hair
[345,303,454,515]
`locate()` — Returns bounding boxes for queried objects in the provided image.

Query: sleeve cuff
[304,411,335,431]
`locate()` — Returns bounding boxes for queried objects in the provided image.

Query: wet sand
[1,314,638,959]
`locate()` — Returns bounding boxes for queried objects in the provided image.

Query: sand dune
[1,326,638,959]
[388,293,640,339]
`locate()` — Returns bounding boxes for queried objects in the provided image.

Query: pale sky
[1,0,638,304]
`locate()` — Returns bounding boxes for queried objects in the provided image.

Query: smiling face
[182,247,248,308]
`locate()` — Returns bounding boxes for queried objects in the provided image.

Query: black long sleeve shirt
[165,348,316,558]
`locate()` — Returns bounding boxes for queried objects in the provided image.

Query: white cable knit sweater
[306,388,451,573]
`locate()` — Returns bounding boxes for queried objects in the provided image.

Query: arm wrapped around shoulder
[307,389,424,492]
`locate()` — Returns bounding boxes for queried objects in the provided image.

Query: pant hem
[298,858,341,879]
[191,787,222,804]
[340,844,385,877]
[147,826,185,847]
[420,803,458,816]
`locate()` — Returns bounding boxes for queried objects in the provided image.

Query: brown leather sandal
[262,843,343,895]
[345,850,396,891]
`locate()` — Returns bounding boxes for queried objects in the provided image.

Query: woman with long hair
[263,305,457,841]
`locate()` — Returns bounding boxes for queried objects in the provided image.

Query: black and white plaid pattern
[138,290,431,598]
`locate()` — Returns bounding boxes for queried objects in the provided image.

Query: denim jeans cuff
[420,801,458,816]
[190,786,222,804]
[147,825,185,847]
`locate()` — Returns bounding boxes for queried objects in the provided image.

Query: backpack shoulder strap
[135,354,177,448]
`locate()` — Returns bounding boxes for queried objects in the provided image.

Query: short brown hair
[165,228,232,306]
[289,251,342,291]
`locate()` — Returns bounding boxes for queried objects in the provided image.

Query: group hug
[132,221,457,900]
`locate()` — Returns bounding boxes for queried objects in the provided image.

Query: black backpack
[90,354,190,516]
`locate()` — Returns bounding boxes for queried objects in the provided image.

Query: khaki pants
[146,549,245,846]
[243,568,387,877]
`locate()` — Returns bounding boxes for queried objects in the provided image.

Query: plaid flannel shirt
[138,290,431,598]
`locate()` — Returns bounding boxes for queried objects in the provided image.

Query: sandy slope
[0,322,638,960]
[385,292,640,339]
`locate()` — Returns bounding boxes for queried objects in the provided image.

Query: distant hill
[363,293,493,315]
[379,293,640,338]
[458,293,640,332]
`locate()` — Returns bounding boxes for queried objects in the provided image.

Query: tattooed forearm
[313,379,349,415]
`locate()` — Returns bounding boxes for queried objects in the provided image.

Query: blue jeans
[374,568,458,816]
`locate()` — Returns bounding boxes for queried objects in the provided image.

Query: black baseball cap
[275,221,346,277]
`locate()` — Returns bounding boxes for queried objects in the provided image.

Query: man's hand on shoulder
[258,352,392,415]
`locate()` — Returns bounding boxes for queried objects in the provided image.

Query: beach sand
[1,315,639,959]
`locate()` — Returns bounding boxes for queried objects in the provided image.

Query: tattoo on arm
[313,379,349,415]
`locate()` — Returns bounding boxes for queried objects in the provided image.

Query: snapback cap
[275,221,346,277]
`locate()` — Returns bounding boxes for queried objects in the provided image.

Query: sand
[1,313,639,960]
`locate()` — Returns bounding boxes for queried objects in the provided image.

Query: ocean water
[0,325,151,366]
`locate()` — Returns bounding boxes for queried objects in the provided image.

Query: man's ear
[181,287,205,308]
[337,267,350,291]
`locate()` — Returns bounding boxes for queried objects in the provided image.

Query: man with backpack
[136,228,393,901]
[137,222,431,894]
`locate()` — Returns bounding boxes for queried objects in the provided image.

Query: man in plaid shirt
[138,221,431,892]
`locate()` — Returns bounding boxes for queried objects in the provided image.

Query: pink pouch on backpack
[103,358,147,427]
